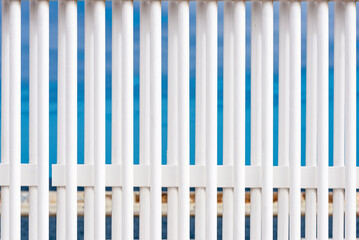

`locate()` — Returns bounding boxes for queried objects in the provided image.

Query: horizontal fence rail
[0,0,357,239]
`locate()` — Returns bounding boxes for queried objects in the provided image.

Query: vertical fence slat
[84,0,95,238]
[150,1,162,239]
[37,0,49,239]
[168,2,179,239]
[66,1,78,239]
[261,2,273,240]
[112,0,123,239]
[223,2,234,239]
[139,1,151,239]
[178,0,190,238]
[278,2,289,240]
[57,1,67,239]
[344,1,356,239]
[206,1,217,240]
[233,1,246,239]
[29,1,38,239]
[195,1,206,239]
[333,3,345,239]
[122,0,134,239]
[1,1,10,239]
[289,2,301,240]
[250,2,262,239]
[9,0,21,239]
[305,2,317,239]
[94,0,106,238]
[317,2,329,239]
[195,1,207,239]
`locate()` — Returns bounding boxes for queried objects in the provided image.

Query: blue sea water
[17,216,359,239]
[1,1,359,239]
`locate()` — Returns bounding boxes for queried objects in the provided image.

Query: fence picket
[206,2,218,240]
[233,1,246,239]
[84,0,95,238]
[223,2,234,239]
[278,2,290,240]
[1,1,10,239]
[195,1,207,239]
[112,1,123,239]
[289,2,301,239]
[305,2,317,239]
[56,2,67,239]
[139,1,151,239]
[37,1,50,239]
[345,1,357,238]
[250,3,262,239]
[121,1,134,239]
[29,1,38,239]
[150,1,162,238]
[65,1,78,239]
[333,3,345,239]
[168,2,179,239]
[261,2,274,240]
[9,1,22,239]
[178,1,190,239]
[317,2,329,239]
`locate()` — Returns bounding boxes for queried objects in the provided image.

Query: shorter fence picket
[345,1,357,238]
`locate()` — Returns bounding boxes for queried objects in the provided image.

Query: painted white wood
[1,1,10,239]
[121,1,134,239]
[56,1,67,239]
[29,1,38,239]
[250,2,262,239]
[168,2,179,239]
[261,2,273,240]
[139,1,151,239]
[206,1,218,240]
[333,3,345,240]
[195,1,206,239]
[112,0,122,239]
[289,2,301,240]
[345,1,356,239]
[93,0,106,239]
[150,1,162,239]
[52,165,359,189]
[178,1,190,239]
[223,2,234,239]
[84,0,95,238]
[305,2,317,239]
[9,1,21,239]
[37,1,49,239]
[317,2,329,240]
[66,1,78,239]
[233,1,246,239]
[278,2,289,240]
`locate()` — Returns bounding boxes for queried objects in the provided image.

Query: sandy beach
[12,191,358,217]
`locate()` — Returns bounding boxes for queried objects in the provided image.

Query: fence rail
[1,0,357,239]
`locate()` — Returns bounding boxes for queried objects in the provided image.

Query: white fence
[0,0,357,239]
